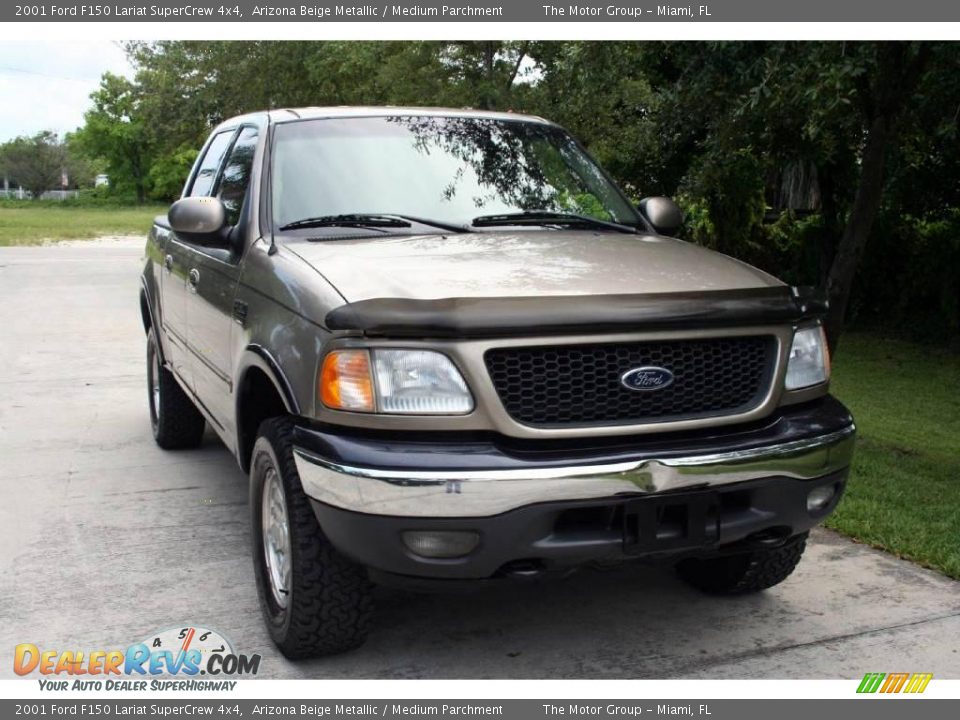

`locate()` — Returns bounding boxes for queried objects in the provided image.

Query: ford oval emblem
[620,366,674,391]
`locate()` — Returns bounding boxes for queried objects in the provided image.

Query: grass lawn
[827,332,960,579]
[0,203,166,246]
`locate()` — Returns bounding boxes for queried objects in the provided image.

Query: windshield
[270,115,640,231]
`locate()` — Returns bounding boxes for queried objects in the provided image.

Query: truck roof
[212,106,556,133]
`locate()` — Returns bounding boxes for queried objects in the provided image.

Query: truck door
[155,223,193,384]
[161,129,235,394]
[185,125,260,439]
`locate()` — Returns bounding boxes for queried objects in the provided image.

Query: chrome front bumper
[292,424,856,518]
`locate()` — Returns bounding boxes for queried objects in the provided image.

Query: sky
[0,40,133,143]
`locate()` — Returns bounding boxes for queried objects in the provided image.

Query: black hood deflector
[325,286,828,338]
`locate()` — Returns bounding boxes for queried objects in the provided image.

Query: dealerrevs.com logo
[14,626,260,691]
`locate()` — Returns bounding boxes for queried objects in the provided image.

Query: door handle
[188,268,200,288]
[163,255,173,272]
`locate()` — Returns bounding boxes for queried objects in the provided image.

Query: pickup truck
[140,107,855,658]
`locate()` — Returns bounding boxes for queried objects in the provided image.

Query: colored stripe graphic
[857,673,885,693]
[857,672,932,694]
[905,673,933,693]
[880,672,909,693]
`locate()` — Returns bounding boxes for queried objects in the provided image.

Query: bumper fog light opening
[807,484,837,513]
[402,530,480,559]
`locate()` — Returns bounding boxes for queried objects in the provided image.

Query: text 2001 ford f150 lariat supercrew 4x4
[140,107,855,658]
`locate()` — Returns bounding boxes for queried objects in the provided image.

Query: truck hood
[286,230,782,302]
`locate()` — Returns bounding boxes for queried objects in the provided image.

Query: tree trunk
[824,113,891,351]
[815,162,839,286]
[822,42,930,352]
[506,44,528,91]
[480,42,496,109]
[483,42,495,82]
[131,152,146,204]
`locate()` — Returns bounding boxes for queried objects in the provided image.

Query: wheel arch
[235,346,301,474]
[140,278,165,364]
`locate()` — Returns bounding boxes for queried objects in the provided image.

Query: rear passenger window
[217,126,259,226]
[189,131,234,197]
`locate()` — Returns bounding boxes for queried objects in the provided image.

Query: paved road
[1,238,958,679]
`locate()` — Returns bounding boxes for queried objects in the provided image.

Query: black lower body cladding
[311,471,846,586]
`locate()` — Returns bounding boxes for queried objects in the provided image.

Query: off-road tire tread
[254,417,373,658]
[676,532,808,595]
[149,331,205,449]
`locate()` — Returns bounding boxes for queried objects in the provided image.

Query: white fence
[1,188,81,200]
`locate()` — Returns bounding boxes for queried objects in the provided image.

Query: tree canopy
[70,40,960,346]
[0,132,65,199]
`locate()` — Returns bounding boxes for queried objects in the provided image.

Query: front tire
[147,330,205,449]
[250,417,373,658]
[676,532,808,595]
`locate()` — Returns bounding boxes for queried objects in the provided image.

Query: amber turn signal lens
[820,325,832,378]
[319,350,375,412]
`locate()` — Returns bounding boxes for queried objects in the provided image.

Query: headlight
[319,349,474,415]
[372,349,474,414]
[785,325,830,390]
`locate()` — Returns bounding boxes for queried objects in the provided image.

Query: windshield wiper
[471,211,637,234]
[279,213,471,233]
[279,214,412,231]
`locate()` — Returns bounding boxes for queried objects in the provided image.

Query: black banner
[2,699,959,719]
[5,0,960,22]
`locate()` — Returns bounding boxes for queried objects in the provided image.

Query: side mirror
[168,196,227,240]
[638,196,684,236]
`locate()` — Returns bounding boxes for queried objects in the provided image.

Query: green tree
[543,41,957,349]
[75,73,151,203]
[436,41,533,109]
[70,40,960,344]
[107,41,541,198]
[734,43,939,347]
[530,42,657,191]
[0,131,65,199]
[62,131,104,188]
[147,144,198,201]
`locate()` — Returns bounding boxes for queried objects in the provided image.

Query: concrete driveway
[1,237,958,679]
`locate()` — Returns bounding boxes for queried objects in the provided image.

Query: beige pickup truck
[140,107,855,657]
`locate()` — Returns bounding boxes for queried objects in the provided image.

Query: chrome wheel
[148,342,161,429]
[262,467,291,608]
